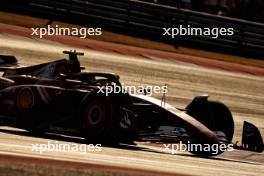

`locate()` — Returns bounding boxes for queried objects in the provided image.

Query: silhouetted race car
[0,51,263,156]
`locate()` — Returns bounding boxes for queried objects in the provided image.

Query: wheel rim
[87,105,103,125]
[82,98,110,131]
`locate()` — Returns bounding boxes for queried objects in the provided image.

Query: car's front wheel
[80,97,114,144]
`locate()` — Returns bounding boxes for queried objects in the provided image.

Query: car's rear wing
[234,121,264,153]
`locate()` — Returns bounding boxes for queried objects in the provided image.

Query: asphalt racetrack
[0,29,263,175]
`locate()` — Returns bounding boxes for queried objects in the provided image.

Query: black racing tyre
[208,101,234,141]
[187,101,234,157]
[80,97,114,144]
[187,99,234,141]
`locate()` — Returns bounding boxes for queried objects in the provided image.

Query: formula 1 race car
[0,51,263,157]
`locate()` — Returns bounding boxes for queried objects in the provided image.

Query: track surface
[0,27,263,175]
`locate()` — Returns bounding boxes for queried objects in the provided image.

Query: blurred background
[143,0,264,23]
[1,0,264,59]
